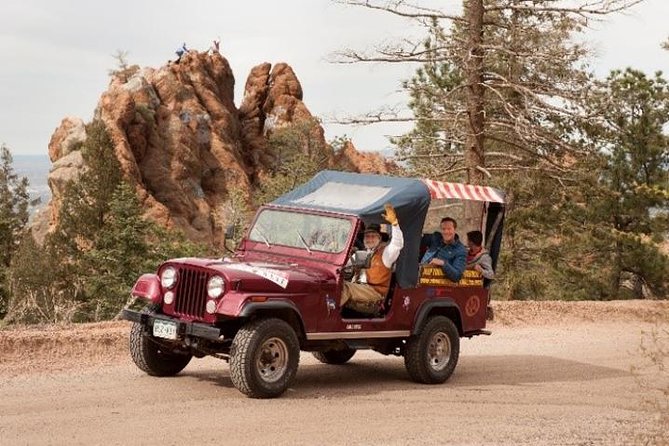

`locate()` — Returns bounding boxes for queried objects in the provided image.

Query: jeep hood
[167,258,333,294]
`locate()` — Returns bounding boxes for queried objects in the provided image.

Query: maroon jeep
[121,171,505,398]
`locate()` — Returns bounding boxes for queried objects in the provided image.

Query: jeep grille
[174,267,210,319]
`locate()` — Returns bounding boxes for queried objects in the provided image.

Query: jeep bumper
[121,309,224,341]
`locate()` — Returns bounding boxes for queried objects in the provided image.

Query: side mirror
[225,224,235,240]
[223,224,237,254]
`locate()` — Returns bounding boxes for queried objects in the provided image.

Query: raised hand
[382,203,398,226]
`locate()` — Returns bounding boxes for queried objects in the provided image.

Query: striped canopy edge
[422,179,505,204]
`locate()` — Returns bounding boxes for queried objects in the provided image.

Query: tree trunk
[612,238,623,298]
[463,0,485,229]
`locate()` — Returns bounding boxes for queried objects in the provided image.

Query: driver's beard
[364,240,379,251]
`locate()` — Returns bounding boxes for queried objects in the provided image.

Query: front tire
[129,321,192,377]
[230,318,300,398]
[404,316,460,384]
[312,347,356,365]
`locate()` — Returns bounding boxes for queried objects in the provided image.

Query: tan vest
[366,245,392,296]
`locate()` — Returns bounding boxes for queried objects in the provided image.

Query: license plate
[153,319,178,340]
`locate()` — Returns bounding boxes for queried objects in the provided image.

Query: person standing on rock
[175,43,188,63]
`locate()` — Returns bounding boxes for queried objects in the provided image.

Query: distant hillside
[12,155,50,216]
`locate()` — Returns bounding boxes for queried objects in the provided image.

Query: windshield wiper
[295,230,312,254]
[254,227,271,248]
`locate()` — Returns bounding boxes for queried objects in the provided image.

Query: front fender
[238,299,303,319]
[238,299,306,338]
[131,274,162,304]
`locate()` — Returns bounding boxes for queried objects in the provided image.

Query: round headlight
[207,275,225,298]
[160,266,177,289]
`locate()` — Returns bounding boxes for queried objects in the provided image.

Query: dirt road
[1,301,667,445]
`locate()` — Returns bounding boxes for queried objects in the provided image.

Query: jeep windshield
[248,208,353,254]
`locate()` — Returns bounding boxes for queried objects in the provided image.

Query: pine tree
[82,182,207,320]
[337,0,638,184]
[56,119,122,248]
[44,119,124,317]
[0,145,29,318]
[583,69,669,298]
[7,119,207,323]
[80,182,153,319]
[337,0,644,299]
[7,234,71,323]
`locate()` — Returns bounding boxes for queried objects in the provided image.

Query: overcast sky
[1,0,667,157]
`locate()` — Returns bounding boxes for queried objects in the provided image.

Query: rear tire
[129,318,192,377]
[230,318,300,398]
[312,347,356,365]
[404,316,459,384]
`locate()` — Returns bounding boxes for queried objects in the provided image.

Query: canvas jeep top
[121,170,506,398]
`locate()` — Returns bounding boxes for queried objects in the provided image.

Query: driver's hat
[364,223,382,235]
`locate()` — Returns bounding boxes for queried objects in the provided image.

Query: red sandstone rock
[334,141,397,174]
[35,52,394,247]
[47,117,86,162]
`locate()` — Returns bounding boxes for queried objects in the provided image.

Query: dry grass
[491,300,669,326]
[632,324,669,445]
[0,321,128,376]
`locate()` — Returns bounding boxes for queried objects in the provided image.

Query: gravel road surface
[1,301,667,445]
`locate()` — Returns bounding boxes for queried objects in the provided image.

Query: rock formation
[333,141,397,174]
[35,51,394,247]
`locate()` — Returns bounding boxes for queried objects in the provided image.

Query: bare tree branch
[486,151,524,161]
[334,0,467,23]
[485,0,644,18]
[476,165,492,178]
[396,152,463,160]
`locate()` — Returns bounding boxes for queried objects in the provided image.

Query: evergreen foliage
[386,4,602,299]
[78,182,205,320]
[55,120,122,251]
[7,234,74,323]
[6,120,206,324]
[582,69,669,298]
[342,0,665,300]
[79,182,156,320]
[0,145,29,318]
[405,66,669,300]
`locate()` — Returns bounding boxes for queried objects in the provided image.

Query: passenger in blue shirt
[420,217,467,282]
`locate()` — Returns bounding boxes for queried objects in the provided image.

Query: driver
[341,204,404,314]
